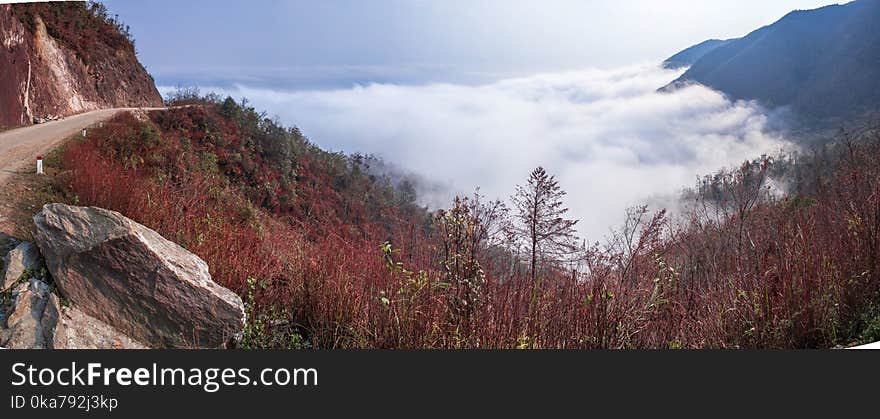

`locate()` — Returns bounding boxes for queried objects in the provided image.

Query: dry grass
[44,107,880,349]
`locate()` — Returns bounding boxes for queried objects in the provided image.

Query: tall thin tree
[511,167,579,281]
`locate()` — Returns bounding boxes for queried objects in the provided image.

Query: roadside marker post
[82,128,87,137]
[36,155,43,175]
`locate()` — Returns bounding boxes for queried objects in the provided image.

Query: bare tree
[511,167,579,281]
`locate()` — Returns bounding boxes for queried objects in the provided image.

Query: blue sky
[104,0,842,89]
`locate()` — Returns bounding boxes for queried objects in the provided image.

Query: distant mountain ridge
[662,39,731,69]
[664,0,880,125]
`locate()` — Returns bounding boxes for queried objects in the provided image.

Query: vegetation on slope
[46,94,880,348]
[14,1,137,63]
[1,1,162,126]
[669,0,880,124]
[662,39,730,69]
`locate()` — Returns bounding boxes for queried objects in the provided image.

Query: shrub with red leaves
[13,2,136,64]
[52,100,880,348]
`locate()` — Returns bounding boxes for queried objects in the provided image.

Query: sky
[103,0,841,241]
[105,0,843,89]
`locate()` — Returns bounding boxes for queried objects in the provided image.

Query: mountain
[666,0,880,124]
[662,39,731,69]
[0,3,162,127]
[3,2,880,350]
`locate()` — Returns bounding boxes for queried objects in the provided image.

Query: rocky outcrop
[0,3,162,127]
[0,277,144,349]
[0,278,54,349]
[33,204,245,348]
[1,203,246,349]
[0,233,19,291]
[2,241,43,292]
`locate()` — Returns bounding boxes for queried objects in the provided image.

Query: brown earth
[0,4,162,127]
[0,168,49,238]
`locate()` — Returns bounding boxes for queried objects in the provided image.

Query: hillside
[2,2,879,349]
[662,39,730,69]
[22,96,874,349]
[666,0,880,124]
[0,2,162,127]
[44,96,439,348]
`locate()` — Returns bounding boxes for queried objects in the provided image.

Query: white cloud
[161,64,790,241]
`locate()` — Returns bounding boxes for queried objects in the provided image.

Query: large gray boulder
[33,204,245,348]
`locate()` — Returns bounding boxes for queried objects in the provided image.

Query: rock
[0,232,18,254]
[0,233,19,287]
[40,293,60,346]
[33,204,245,348]
[0,282,145,349]
[1,4,163,127]
[2,241,43,292]
[52,303,147,349]
[1,279,56,349]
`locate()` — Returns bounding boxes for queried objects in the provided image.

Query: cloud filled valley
[162,65,791,241]
[12,0,880,352]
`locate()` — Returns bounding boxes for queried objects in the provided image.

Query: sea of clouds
[160,64,791,241]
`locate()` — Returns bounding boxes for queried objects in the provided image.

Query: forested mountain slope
[667,0,880,124]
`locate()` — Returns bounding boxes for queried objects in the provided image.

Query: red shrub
[53,110,880,348]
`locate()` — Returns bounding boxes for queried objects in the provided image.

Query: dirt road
[0,107,165,234]
[0,107,164,186]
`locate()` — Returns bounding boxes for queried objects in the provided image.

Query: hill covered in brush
[8,1,879,349]
[0,2,161,127]
[666,0,880,126]
[41,92,880,349]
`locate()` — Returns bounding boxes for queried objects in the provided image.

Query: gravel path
[0,107,166,234]
[0,107,165,186]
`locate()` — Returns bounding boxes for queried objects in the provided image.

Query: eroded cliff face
[0,4,162,127]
